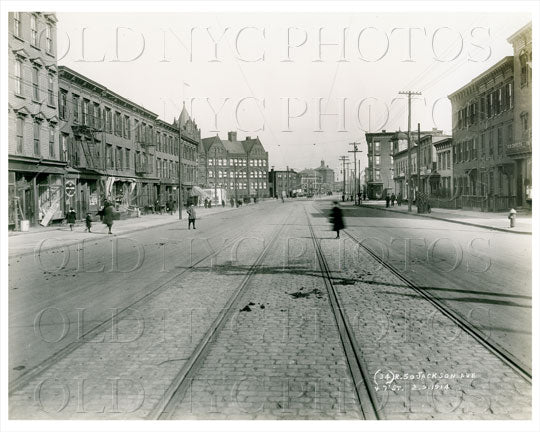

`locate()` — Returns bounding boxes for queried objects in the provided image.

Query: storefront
[8,160,66,228]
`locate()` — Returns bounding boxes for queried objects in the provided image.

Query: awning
[9,161,65,175]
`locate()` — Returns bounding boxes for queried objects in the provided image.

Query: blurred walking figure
[329,201,345,239]
[204,198,208,208]
[222,199,225,207]
[103,201,114,234]
[385,195,390,208]
[390,193,396,207]
[66,207,76,231]
[187,204,196,230]
[85,213,92,232]
[397,193,402,206]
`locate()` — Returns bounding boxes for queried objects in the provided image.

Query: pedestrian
[397,193,402,206]
[222,199,225,207]
[329,201,345,239]
[341,193,345,202]
[363,192,366,201]
[85,212,92,232]
[103,201,114,234]
[208,199,212,208]
[230,197,234,207]
[187,204,196,229]
[204,198,208,208]
[385,195,390,208]
[66,207,76,231]
[391,193,396,207]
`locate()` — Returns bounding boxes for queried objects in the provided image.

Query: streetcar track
[147,206,294,420]
[311,201,532,384]
[304,206,382,420]
[8,207,283,395]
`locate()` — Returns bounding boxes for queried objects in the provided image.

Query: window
[116,147,123,170]
[481,133,485,156]
[123,115,130,138]
[82,99,89,125]
[106,145,113,168]
[507,124,513,145]
[487,93,493,118]
[31,15,37,46]
[374,141,380,153]
[49,126,55,157]
[105,108,112,133]
[489,129,494,156]
[60,133,68,162]
[58,91,67,119]
[13,12,21,38]
[16,117,24,153]
[497,128,503,155]
[32,67,39,100]
[114,112,122,136]
[33,120,41,155]
[375,169,380,181]
[126,149,130,169]
[520,52,529,86]
[375,155,380,166]
[496,88,502,115]
[520,112,529,132]
[72,95,80,123]
[46,23,53,52]
[506,82,513,109]
[14,60,23,95]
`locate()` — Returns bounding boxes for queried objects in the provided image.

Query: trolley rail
[304,206,382,420]
[313,201,532,384]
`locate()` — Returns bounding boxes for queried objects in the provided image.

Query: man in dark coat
[385,195,390,208]
[103,202,114,234]
[329,201,345,239]
[66,207,76,231]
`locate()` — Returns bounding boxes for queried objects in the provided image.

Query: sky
[55,9,531,178]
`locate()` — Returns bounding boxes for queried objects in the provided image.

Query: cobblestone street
[7,199,533,420]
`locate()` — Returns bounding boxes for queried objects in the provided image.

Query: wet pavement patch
[240,305,252,312]
[289,288,323,299]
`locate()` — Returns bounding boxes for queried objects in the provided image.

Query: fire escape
[71,124,103,171]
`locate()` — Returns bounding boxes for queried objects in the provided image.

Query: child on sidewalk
[66,208,76,231]
[85,213,92,232]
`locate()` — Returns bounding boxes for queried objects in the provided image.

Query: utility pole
[399,90,422,212]
[339,156,348,200]
[417,123,421,212]
[214,147,218,205]
[177,135,183,219]
[348,142,361,204]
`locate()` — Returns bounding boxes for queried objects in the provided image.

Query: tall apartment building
[448,56,516,211]
[507,23,532,208]
[8,12,62,227]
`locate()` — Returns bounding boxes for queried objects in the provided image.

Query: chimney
[382,129,386,133]
[228,131,237,141]
[246,136,251,140]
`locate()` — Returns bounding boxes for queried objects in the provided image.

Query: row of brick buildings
[268,161,336,198]
[364,22,532,211]
[8,12,269,228]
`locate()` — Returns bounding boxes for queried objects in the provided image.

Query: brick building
[268,168,301,198]
[507,23,532,209]
[198,132,269,201]
[448,56,516,211]
[8,12,63,228]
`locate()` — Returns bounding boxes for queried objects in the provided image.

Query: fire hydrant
[508,208,517,228]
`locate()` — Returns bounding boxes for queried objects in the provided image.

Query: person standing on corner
[66,207,76,231]
[187,204,196,230]
[103,201,114,234]
[329,201,345,239]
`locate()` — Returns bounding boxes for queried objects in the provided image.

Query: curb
[358,204,532,235]
[8,205,248,259]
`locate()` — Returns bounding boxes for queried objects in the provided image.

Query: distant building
[298,169,322,195]
[367,129,444,200]
[314,160,335,193]
[433,138,454,197]
[268,168,301,198]
[199,132,269,200]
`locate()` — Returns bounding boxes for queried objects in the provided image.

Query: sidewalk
[355,200,532,234]
[8,203,248,258]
